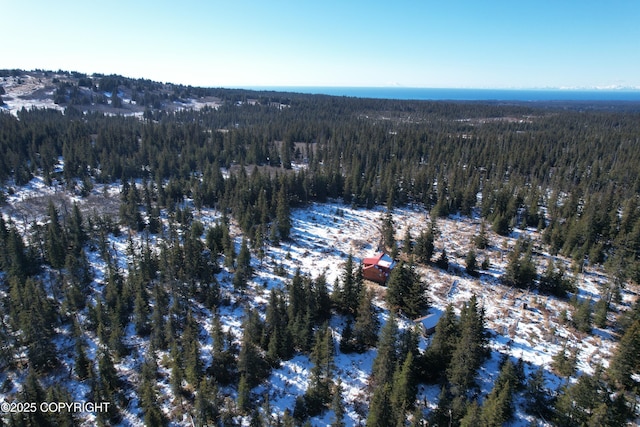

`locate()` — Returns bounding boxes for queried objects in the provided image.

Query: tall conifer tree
[44,201,66,268]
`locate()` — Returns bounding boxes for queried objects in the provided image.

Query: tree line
[1,88,639,281]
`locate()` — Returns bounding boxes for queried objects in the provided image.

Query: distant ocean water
[249,86,640,102]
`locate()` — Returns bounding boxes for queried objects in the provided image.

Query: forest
[0,70,639,426]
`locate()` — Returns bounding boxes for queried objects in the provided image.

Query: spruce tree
[459,295,488,359]
[293,395,308,423]
[572,297,593,333]
[237,374,251,414]
[5,224,35,279]
[352,288,380,352]
[238,319,269,388]
[19,277,58,371]
[108,305,127,360]
[150,285,168,350]
[492,212,511,236]
[459,400,481,427]
[305,325,335,416]
[539,258,573,297]
[608,319,640,389]
[170,341,184,396]
[447,331,478,395]
[371,314,398,389]
[391,351,417,423]
[74,337,91,380]
[210,311,238,385]
[446,296,488,395]
[266,326,282,366]
[313,273,332,323]
[553,370,610,426]
[402,228,412,255]
[45,383,77,426]
[435,249,449,270]
[44,200,67,268]
[133,283,151,336]
[552,343,578,379]
[183,310,203,387]
[333,253,361,315]
[474,220,489,249]
[336,253,355,312]
[593,297,608,329]
[503,240,537,288]
[68,202,87,255]
[206,222,224,255]
[63,248,92,311]
[330,378,346,427]
[20,369,53,426]
[386,260,409,314]
[96,349,121,422]
[414,227,435,264]
[366,383,393,427]
[525,366,552,419]
[465,249,478,277]
[422,304,459,382]
[480,360,518,426]
[339,317,354,353]
[148,205,162,234]
[381,211,395,252]
[481,383,513,427]
[276,186,291,241]
[234,237,252,289]
[387,260,429,319]
[222,223,235,268]
[139,348,167,426]
[405,271,430,320]
[264,289,284,362]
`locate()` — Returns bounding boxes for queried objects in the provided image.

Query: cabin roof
[363,252,396,270]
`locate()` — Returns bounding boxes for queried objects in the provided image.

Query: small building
[363,252,396,284]
[414,309,443,336]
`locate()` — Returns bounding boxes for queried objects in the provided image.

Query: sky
[3,0,640,89]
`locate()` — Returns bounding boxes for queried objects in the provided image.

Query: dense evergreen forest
[3,73,640,279]
[1,70,640,426]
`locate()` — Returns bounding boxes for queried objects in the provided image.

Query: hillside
[1,69,639,426]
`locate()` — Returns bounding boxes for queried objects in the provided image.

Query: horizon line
[6,69,639,92]
[240,85,640,92]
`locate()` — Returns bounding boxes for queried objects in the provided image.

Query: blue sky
[4,0,640,89]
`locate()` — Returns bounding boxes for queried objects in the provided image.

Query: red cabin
[362,252,396,284]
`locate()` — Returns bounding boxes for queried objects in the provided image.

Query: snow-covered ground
[0,73,64,115]
[0,72,222,117]
[1,176,635,426]
[268,204,625,426]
